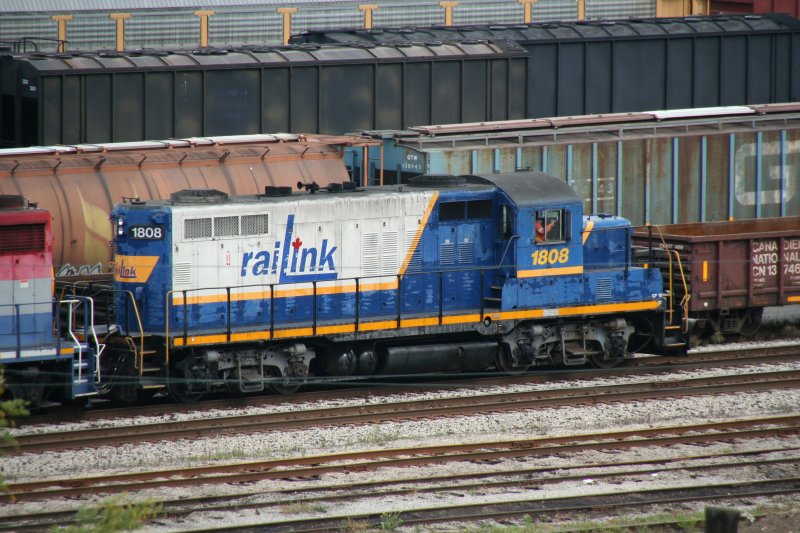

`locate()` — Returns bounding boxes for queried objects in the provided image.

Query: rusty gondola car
[633,217,800,336]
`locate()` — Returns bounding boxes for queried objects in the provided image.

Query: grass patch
[53,494,162,532]
[280,501,328,514]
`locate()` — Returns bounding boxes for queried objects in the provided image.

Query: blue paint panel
[0,312,53,350]
[111,204,173,335]
[583,215,632,269]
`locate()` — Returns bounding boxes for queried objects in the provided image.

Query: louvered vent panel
[214,216,239,237]
[362,232,380,277]
[173,262,192,286]
[596,278,613,300]
[185,218,212,239]
[0,224,45,254]
[440,242,455,265]
[381,231,399,275]
[457,241,474,264]
[405,229,421,273]
[241,214,268,235]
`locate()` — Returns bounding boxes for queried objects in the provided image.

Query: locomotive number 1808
[129,225,164,240]
[531,247,569,266]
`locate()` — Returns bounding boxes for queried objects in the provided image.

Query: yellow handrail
[650,225,691,331]
[122,290,145,373]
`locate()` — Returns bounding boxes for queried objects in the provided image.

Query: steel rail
[7,368,800,455]
[4,415,799,502]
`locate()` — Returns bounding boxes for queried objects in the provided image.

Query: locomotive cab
[465,172,585,312]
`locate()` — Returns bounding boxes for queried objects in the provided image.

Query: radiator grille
[596,278,613,300]
[184,218,212,239]
[381,231,399,275]
[214,216,239,237]
[440,242,455,265]
[241,214,268,235]
[457,241,474,264]
[173,262,192,286]
[362,233,380,277]
[0,224,45,254]
[405,229,421,273]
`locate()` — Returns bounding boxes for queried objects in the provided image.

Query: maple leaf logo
[292,237,302,250]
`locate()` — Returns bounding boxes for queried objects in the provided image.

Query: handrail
[164,266,504,346]
[61,299,83,382]
[649,225,691,331]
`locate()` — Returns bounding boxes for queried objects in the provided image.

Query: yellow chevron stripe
[582,219,594,244]
[398,191,439,276]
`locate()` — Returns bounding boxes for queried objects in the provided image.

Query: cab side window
[535,209,566,244]
[500,205,513,239]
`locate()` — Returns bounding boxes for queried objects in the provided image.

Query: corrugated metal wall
[0,0,657,53]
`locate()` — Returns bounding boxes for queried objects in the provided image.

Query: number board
[129,225,164,240]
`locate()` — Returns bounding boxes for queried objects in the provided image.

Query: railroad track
[6,366,800,455]
[19,343,800,428]
[2,417,799,530]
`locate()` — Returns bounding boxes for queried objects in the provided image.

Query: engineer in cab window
[535,210,562,243]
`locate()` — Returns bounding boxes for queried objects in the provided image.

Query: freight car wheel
[738,308,764,337]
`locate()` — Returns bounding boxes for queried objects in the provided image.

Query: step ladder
[483,276,506,310]
[62,297,105,399]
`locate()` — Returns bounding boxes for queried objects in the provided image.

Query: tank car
[106,171,685,402]
[0,195,102,407]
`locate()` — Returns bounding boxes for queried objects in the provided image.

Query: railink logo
[240,215,338,282]
[115,260,137,279]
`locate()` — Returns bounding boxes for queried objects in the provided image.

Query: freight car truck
[633,217,800,336]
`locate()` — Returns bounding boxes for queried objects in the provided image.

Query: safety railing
[60,296,106,384]
[645,225,691,333]
[164,264,504,359]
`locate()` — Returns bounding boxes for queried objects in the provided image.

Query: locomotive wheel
[168,360,206,403]
[590,337,627,369]
[268,369,302,395]
[495,344,529,375]
[589,354,623,369]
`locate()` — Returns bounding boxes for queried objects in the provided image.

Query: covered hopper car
[292,13,800,119]
[0,134,372,278]
[633,217,800,336]
[1,15,798,148]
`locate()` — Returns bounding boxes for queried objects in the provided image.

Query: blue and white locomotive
[108,172,683,401]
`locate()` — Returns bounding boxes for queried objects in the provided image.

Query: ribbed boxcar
[0,40,527,147]
[293,14,800,118]
[633,217,800,336]
[0,195,100,406]
[354,104,800,226]
[106,172,683,402]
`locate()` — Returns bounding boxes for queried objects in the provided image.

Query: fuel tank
[378,341,498,374]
